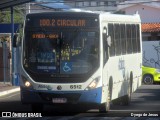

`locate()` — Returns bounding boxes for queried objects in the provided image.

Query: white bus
[18,11,142,112]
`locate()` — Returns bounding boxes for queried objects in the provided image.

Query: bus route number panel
[39,19,86,27]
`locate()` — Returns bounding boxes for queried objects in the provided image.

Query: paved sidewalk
[0,82,20,97]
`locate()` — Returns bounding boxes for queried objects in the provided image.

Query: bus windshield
[23,28,100,75]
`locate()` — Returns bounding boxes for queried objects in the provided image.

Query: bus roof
[26,11,141,23]
[26,11,99,17]
[99,12,141,23]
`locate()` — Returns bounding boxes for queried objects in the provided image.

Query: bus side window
[103,27,109,65]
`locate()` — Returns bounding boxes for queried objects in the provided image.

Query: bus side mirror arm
[103,27,111,47]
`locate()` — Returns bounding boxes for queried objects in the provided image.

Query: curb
[0,87,20,97]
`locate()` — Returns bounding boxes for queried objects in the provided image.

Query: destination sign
[39,19,86,27]
[32,33,58,39]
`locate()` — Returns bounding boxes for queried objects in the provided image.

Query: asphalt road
[0,85,160,119]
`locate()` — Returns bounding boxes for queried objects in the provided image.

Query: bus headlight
[21,75,33,88]
[25,81,31,87]
[85,76,101,90]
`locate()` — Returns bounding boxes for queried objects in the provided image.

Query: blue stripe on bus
[78,87,102,103]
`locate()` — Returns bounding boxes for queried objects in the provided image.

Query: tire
[143,75,153,84]
[99,86,111,113]
[120,74,132,106]
[31,104,44,112]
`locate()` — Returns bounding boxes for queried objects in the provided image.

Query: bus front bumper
[21,87,102,105]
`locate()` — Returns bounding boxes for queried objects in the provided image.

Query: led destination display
[26,15,99,28]
[40,19,86,27]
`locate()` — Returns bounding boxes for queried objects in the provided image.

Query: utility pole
[2,40,7,84]
[11,6,18,86]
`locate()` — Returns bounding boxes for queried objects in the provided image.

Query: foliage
[0,5,25,24]
[0,5,25,40]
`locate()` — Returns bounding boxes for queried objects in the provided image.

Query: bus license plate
[52,98,67,103]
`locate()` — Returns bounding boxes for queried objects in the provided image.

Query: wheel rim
[144,76,152,84]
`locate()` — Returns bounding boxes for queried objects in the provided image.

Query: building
[142,23,160,41]
[117,0,160,41]
[64,0,126,12]
[28,0,127,13]
[26,2,54,13]
[117,0,160,23]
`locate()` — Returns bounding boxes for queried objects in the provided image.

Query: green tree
[0,5,25,24]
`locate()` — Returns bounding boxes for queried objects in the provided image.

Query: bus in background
[18,11,142,112]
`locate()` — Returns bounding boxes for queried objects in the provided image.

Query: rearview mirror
[107,35,111,47]
[103,27,111,47]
